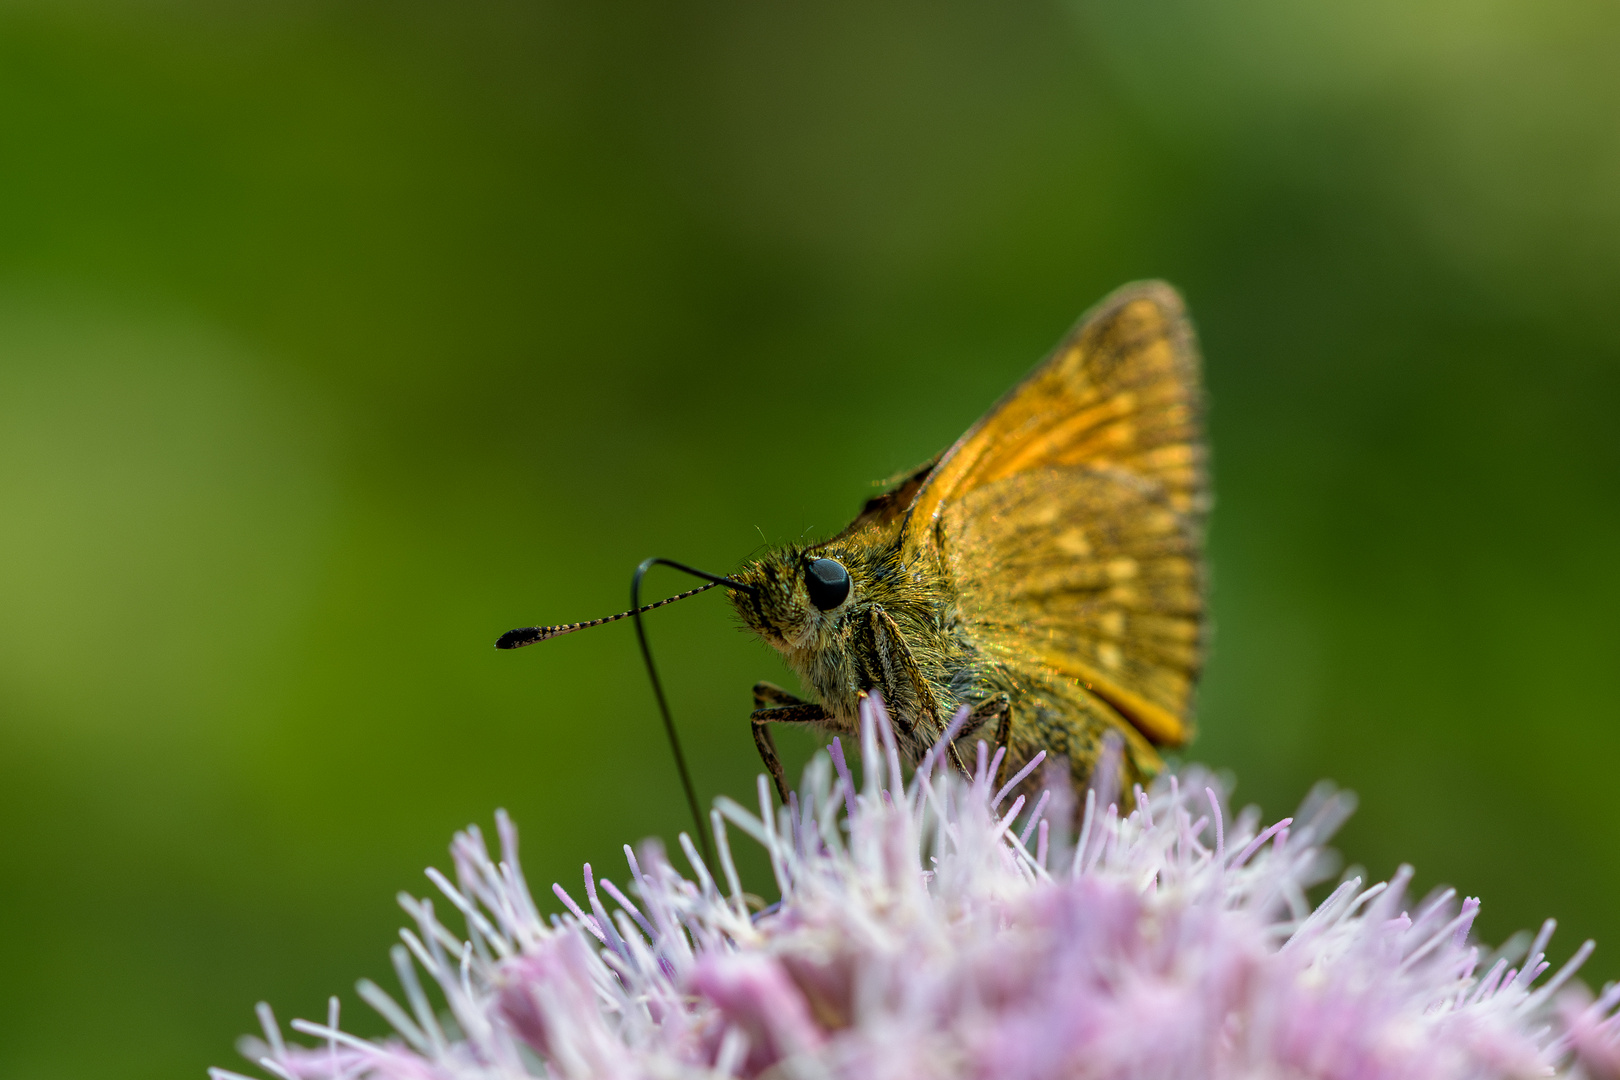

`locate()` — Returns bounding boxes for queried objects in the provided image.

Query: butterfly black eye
[804,557,851,611]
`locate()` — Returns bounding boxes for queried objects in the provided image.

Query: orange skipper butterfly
[500,281,1207,845]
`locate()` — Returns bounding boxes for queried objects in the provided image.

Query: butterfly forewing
[906,281,1207,748]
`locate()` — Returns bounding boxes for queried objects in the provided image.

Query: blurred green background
[2,1,1619,1075]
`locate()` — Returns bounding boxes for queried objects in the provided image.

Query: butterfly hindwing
[907,281,1207,748]
[942,464,1201,747]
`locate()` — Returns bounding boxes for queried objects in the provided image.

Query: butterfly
[726,280,1207,802]
[499,280,1207,828]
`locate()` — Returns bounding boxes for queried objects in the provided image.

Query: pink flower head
[215,697,1609,1080]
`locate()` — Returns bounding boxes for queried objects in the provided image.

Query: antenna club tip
[496,627,546,649]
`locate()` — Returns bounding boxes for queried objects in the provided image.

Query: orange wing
[904,281,1207,746]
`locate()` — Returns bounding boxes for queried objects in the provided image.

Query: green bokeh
[2,2,1619,1075]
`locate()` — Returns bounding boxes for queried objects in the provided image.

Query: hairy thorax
[731,531,985,757]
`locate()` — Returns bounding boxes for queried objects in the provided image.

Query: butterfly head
[730,546,855,653]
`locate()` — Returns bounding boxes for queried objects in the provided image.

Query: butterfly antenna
[496,581,725,648]
[495,558,756,868]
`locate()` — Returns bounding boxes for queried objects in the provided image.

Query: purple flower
[214,698,1610,1080]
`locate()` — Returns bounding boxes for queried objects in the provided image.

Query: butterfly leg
[958,694,1013,788]
[867,605,939,745]
[993,705,1014,791]
[751,682,829,804]
[753,681,806,709]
